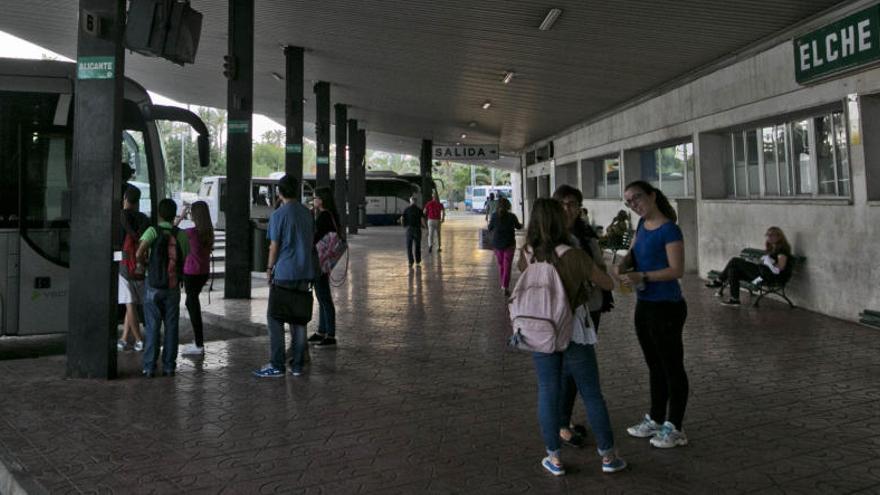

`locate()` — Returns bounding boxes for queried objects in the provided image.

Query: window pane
[792,120,812,194]
[762,127,779,195]
[733,132,746,198]
[833,111,851,196]
[660,145,685,197]
[815,115,836,195]
[746,130,760,197]
[776,125,792,195]
[604,157,620,199]
[685,143,695,196]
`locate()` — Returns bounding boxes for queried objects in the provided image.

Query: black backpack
[147,226,183,289]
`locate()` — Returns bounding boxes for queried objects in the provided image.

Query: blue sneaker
[602,453,628,473]
[541,456,565,476]
[252,364,284,378]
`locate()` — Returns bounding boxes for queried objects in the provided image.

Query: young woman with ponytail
[614,180,689,449]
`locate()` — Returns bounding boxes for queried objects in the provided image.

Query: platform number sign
[795,5,880,83]
[81,10,101,36]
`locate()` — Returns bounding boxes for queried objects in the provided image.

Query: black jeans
[314,273,336,337]
[634,299,689,429]
[405,228,422,265]
[559,311,601,428]
[720,257,772,299]
[184,274,210,347]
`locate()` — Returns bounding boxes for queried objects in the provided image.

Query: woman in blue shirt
[614,180,689,449]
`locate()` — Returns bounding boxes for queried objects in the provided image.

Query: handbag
[316,213,348,274]
[268,282,313,325]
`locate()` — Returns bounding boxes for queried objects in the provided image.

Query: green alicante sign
[795,5,880,83]
[285,143,302,154]
[77,56,115,80]
[316,156,329,165]
[227,120,250,134]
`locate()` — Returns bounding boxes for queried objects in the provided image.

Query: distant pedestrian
[423,191,445,253]
[516,198,625,476]
[401,196,426,267]
[484,192,497,222]
[487,197,521,295]
[254,175,316,378]
[137,198,189,378]
[308,187,340,347]
[178,201,214,356]
[615,180,689,449]
[118,185,149,352]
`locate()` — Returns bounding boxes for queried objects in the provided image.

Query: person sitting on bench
[706,226,793,306]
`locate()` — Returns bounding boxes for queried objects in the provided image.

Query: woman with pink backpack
[514,198,626,476]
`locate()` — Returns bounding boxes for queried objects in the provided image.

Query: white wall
[521,9,880,320]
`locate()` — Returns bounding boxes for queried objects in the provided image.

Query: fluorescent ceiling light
[502,71,515,84]
[539,8,562,31]
[460,133,467,139]
[271,72,284,81]
[481,101,491,110]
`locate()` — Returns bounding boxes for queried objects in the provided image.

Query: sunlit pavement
[1,213,879,494]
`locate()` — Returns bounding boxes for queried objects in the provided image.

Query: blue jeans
[405,228,421,264]
[143,286,181,373]
[532,343,615,457]
[267,311,306,372]
[314,273,336,337]
[560,311,601,428]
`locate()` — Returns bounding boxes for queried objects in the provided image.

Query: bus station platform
[1,214,879,494]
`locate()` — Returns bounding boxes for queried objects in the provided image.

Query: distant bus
[469,185,512,213]
[198,172,435,229]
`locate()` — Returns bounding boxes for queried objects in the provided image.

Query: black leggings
[634,299,688,429]
[720,257,775,299]
[184,274,210,347]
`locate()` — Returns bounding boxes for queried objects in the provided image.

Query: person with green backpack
[136,198,189,378]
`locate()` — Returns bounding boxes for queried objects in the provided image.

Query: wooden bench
[707,248,806,308]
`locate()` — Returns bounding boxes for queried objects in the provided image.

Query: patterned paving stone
[1,214,879,494]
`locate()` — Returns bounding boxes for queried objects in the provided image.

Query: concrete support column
[314,81,331,189]
[284,45,304,200]
[224,0,254,299]
[334,104,348,231]
[357,129,367,228]
[67,0,126,378]
[346,118,359,235]
[622,149,641,187]
[419,139,433,203]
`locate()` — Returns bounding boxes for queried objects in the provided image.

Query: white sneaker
[116,339,126,351]
[181,343,204,356]
[133,340,144,352]
[626,414,661,438]
[650,421,689,448]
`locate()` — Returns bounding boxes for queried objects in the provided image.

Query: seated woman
[706,226,793,306]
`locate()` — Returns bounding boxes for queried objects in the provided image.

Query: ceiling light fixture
[539,8,562,31]
[460,133,467,139]
[502,71,515,84]
[481,101,491,110]
[455,142,461,146]
[468,121,477,128]
[271,72,284,81]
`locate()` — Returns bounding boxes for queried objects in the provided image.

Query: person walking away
[401,196,426,268]
[177,201,214,356]
[423,191,445,253]
[614,180,689,448]
[118,185,149,352]
[136,198,189,377]
[254,175,316,378]
[308,187,341,347]
[516,198,626,476]
[706,226,792,306]
[488,197,521,295]
[552,185,614,447]
[484,192,497,223]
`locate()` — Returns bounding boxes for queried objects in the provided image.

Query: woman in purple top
[180,201,214,356]
[614,180,689,449]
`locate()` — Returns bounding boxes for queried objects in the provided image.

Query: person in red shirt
[423,191,445,253]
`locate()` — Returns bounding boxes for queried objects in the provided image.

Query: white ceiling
[0,0,850,170]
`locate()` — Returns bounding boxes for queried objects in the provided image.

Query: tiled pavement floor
[1,213,879,494]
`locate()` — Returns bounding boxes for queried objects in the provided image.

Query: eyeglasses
[624,192,645,208]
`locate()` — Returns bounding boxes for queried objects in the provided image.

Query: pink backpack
[508,245,573,353]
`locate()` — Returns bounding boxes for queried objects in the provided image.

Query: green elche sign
[77,56,115,80]
[794,5,880,83]
[227,120,250,134]
[285,144,302,154]
[316,156,329,165]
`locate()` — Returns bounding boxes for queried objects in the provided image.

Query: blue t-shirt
[268,201,315,282]
[632,219,684,302]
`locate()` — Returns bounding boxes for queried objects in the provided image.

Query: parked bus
[468,185,512,212]
[0,58,209,336]
[198,172,434,229]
